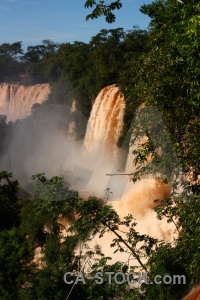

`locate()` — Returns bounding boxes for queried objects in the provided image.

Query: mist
[0,84,176,266]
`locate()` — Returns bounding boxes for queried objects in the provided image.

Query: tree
[84,0,122,23]
[0,116,8,157]
[0,228,31,300]
[83,0,200,298]
[0,172,32,300]
[124,0,200,180]
[0,42,25,82]
[0,0,199,298]
[21,174,158,299]
[0,42,23,58]
[0,171,20,231]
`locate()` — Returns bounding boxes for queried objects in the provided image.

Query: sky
[0,0,153,51]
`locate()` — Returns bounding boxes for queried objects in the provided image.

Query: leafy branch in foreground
[84,0,122,23]
[0,170,200,299]
[29,174,158,272]
[67,196,159,272]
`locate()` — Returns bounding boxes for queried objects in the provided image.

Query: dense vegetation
[0,27,148,118]
[0,0,200,299]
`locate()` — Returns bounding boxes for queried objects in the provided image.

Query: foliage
[0,42,25,82]
[0,171,20,230]
[0,27,148,120]
[84,0,122,23]
[0,172,32,300]
[0,170,199,299]
[84,0,199,298]
[0,0,200,299]
[0,116,9,156]
[123,0,200,179]
[0,228,32,300]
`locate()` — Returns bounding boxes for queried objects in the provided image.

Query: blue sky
[0,0,153,51]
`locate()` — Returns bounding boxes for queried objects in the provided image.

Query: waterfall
[0,82,175,266]
[81,84,174,247]
[83,84,125,159]
[0,82,174,245]
[0,83,50,122]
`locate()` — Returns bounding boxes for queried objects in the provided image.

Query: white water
[0,83,175,267]
[0,83,50,122]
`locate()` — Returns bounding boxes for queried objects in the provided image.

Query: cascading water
[0,82,175,265]
[73,84,174,267]
[83,84,125,159]
[82,85,171,219]
[0,83,50,122]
